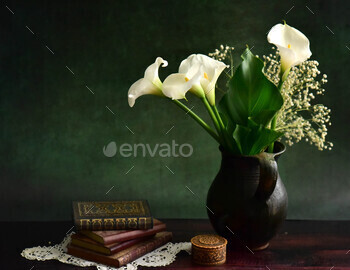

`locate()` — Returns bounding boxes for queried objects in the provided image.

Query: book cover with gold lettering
[73,200,153,231]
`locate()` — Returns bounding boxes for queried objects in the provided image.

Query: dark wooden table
[2,219,350,269]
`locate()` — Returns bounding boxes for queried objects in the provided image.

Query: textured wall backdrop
[1,0,349,221]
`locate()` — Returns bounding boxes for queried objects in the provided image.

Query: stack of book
[67,201,172,268]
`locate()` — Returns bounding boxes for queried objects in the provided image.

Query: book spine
[71,238,109,255]
[104,223,166,245]
[117,232,173,266]
[71,235,153,255]
[109,236,153,254]
[67,245,120,268]
[74,216,153,231]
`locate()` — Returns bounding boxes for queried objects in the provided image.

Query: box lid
[191,234,227,249]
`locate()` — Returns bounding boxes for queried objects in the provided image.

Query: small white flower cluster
[209,45,235,71]
[263,48,333,151]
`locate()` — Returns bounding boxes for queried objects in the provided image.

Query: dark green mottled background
[1,0,349,221]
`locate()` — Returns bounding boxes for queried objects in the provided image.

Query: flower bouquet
[128,22,332,249]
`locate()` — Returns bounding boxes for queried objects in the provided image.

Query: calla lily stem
[212,104,236,152]
[171,99,221,144]
[201,98,223,141]
[212,105,225,128]
[268,79,285,153]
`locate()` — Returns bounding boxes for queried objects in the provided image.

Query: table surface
[3,219,350,269]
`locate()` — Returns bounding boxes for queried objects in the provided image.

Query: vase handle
[255,152,278,201]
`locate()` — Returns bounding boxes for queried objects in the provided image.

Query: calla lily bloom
[162,62,204,100]
[162,54,228,105]
[267,23,312,75]
[128,57,168,107]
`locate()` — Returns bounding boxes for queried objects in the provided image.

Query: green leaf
[219,112,235,135]
[219,48,283,127]
[233,121,283,155]
[219,112,240,154]
[250,110,278,127]
[218,48,284,155]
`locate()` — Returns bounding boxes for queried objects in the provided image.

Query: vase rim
[219,141,286,158]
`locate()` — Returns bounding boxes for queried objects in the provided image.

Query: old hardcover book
[73,200,153,230]
[71,234,153,255]
[80,219,166,245]
[67,232,173,268]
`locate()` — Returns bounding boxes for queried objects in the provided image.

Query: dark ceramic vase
[206,142,287,250]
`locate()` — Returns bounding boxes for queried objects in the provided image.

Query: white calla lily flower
[162,63,204,100]
[267,23,312,75]
[162,54,228,105]
[128,57,168,107]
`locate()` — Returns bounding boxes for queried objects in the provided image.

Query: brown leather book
[67,232,173,268]
[71,234,153,255]
[73,200,153,230]
[80,219,166,245]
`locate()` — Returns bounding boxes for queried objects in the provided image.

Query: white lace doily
[21,232,191,270]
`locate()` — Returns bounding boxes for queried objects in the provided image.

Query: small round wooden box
[191,234,227,266]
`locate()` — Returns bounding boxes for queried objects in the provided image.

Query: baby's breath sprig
[209,45,235,77]
[263,48,333,151]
